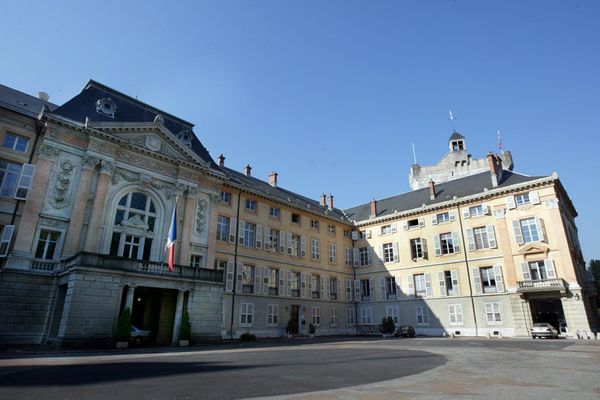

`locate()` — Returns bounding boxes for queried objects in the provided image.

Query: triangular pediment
[519,243,549,255]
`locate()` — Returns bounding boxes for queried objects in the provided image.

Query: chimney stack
[320,193,326,206]
[428,180,436,200]
[268,171,278,187]
[327,194,334,210]
[370,199,378,217]
[38,92,49,102]
[245,164,252,176]
[218,154,225,167]
[487,152,503,187]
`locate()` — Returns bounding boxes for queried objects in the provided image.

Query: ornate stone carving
[115,150,177,176]
[100,160,115,174]
[494,208,506,219]
[39,216,68,229]
[545,199,559,209]
[50,160,75,209]
[111,168,141,185]
[154,114,164,125]
[82,155,100,170]
[195,199,208,234]
[88,140,117,155]
[38,143,60,160]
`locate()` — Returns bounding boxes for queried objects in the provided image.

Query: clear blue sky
[1,1,598,260]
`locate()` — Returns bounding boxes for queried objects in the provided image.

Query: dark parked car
[395,325,416,338]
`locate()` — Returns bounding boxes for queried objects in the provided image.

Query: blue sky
[1,0,599,260]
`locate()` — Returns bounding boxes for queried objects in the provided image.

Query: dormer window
[176,130,193,147]
[451,140,464,151]
[96,98,117,118]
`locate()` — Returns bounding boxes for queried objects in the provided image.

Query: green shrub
[115,307,131,342]
[308,323,316,335]
[380,317,395,334]
[180,309,191,341]
[240,332,257,342]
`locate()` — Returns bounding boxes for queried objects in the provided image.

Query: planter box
[116,341,128,349]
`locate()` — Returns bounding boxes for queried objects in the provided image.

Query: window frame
[2,132,29,153]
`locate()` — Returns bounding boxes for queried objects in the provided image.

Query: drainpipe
[228,188,243,339]
[457,204,479,337]
[352,231,358,335]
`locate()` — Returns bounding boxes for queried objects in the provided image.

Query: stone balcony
[516,278,567,294]
[31,252,224,284]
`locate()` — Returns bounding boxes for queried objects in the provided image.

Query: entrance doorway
[529,298,565,331]
[289,305,299,334]
[126,287,178,345]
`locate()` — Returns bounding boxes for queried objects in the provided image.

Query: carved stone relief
[39,216,68,229]
[82,155,100,170]
[50,160,75,209]
[38,143,60,161]
[115,149,177,176]
[195,199,208,235]
[111,167,179,199]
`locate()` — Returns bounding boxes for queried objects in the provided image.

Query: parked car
[394,325,416,338]
[130,326,151,344]
[531,323,559,339]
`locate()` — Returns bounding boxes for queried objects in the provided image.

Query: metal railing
[517,278,566,291]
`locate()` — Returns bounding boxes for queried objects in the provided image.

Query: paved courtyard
[0,337,598,399]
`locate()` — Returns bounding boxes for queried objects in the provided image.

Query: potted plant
[179,309,191,346]
[308,323,316,338]
[380,317,395,338]
[115,307,131,348]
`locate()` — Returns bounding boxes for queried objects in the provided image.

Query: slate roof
[219,166,351,223]
[52,80,216,168]
[449,130,465,141]
[344,171,546,222]
[0,83,58,118]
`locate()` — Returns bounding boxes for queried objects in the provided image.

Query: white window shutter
[438,271,447,297]
[487,225,497,248]
[472,268,482,294]
[254,266,262,293]
[264,227,270,250]
[279,269,286,296]
[391,223,397,233]
[323,276,329,300]
[422,238,428,259]
[536,217,547,242]
[262,267,269,294]
[300,236,306,257]
[238,221,246,245]
[225,261,234,292]
[380,277,386,301]
[393,242,399,262]
[14,164,35,200]
[545,259,557,279]
[395,275,402,299]
[463,208,471,219]
[346,279,352,301]
[407,274,414,297]
[279,230,285,253]
[434,235,441,256]
[367,247,373,265]
[451,270,460,295]
[337,278,341,301]
[493,265,505,292]
[236,263,243,293]
[506,195,516,209]
[351,231,359,240]
[287,232,293,255]
[483,204,490,215]
[353,248,360,267]
[256,225,262,249]
[431,215,438,225]
[521,262,531,280]
[286,270,292,296]
[301,272,307,298]
[369,278,375,301]
[530,190,540,204]
[376,244,383,264]
[376,226,382,236]
[449,211,456,221]
[402,221,409,231]
[424,273,433,297]
[366,230,372,239]
[229,218,237,243]
[418,217,425,228]
[512,220,524,245]
[466,228,476,251]
[354,280,361,302]
[452,232,461,253]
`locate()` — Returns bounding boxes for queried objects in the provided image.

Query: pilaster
[84,160,114,252]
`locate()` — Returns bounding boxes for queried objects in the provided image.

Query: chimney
[217,154,225,167]
[327,194,334,210]
[268,171,278,187]
[370,199,378,217]
[38,92,49,102]
[487,152,503,187]
[245,164,252,176]
[428,180,436,200]
[320,193,326,206]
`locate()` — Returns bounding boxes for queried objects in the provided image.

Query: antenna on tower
[448,110,457,131]
[412,142,418,164]
[497,130,503,152]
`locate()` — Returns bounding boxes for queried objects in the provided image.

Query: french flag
[166,203,177,272]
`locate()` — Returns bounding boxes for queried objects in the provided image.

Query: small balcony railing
[517,278,566,292]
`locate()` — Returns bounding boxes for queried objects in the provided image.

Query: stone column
[12,144,60,258]
[171,289,185,345]
[124,285,136,312]
[84,160,114,253]
[178,190,196,266]
[63,155,99,257]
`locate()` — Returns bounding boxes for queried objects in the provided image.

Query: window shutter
[521,262,531,280]
[279,269,286,296]
[238,221,246,245]
[322,276,327,300]
[393,242,399,262]
[367,247,373,265]
[286,270,292,296]
[462,208,471,219]
[346,279,352,301]
[484,204,491,215]
[262,267,269,294]
[434,235,442,256]
[391,223,397,233]
[493,265,504,292]
[452,232,461,253]
[366,230,372,239]
[472,268,482,294]
[438,271,446,297]
[395,275,402,299]
[287,232,293,255]
[506,196,516,209]
[376,226,382,236]
[536,217,547,242]
[301,273,307,298]
[487,225,497,248]
[353,248,360,267]
[264,227,271,250]
[424,273,433,297]
[236,263,243,293]
[256,225,262,249]
[354,280,361,302]
[254,266,262,293]
[466,228,476,251]
[337,278,341,301]
[351,231,359,240]
[545,259,557,279]
[229,218,237,243]
[14,164,35,200]
[300,236,306,257]
[431,215,438,225]
[407,274,414,297]
[530,190,540,204]
[422,238,428,259]
[418,217,425,228]
[376,244,383,264]
[225,261,234,292]
[369,278,375,301]
[402,221,408,231]
[380,277,386,301]
[512,220,524,245]
[279,231,286,253]
[451,270,460,295]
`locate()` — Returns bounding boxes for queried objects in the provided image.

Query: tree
[180,309,191,341]
[115,307,131,342]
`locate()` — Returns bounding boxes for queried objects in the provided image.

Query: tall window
[414,274,426,297]
[386,305,400,324]
[269,228,280,251]
[216,216,229,242]
[360,308,373,324]
[311,274,320,299]
[360,279,371,301]
[311,239,320,260]
[439,232,459,254]
[289,272,300,297]
[310,219,320,230]
[330,308,339,326]
[311,307,321,326]
[0,160,21,197]
[520,218,540,243]
[291,234,301,257]
[448,304,463,325]
[110,192,157,260]
[416,305,429,325]
[383,242,394,263]
[359,247,370,266]
[2,133,29,152]
[330,277,338,300]
[345,247,352,266]
[189,254,203,268]
[328,243,337,263]
[35,230,61,260]
[266,304,279,326]
[347,308,355,325]
[240,303,254,325]
[243,223,256,247]
[485,302,502,323]
[385,277,397,299]
[480,267,497,293]
[528,261,550,280]
[410,238,424,259]
[242,265,254,293]
[268,268,279,295]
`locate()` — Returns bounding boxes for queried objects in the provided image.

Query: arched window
[109,192,157,260]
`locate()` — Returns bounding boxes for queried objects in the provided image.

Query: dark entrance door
[127,287,178,345]
[529,298,565,330]
[289,305,299,334]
